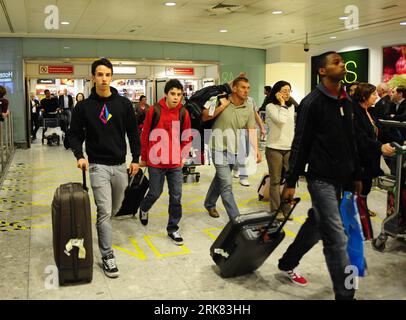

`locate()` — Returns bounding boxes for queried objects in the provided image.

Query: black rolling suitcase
[52,170,93,285]
[116,169,149,217]
[210,198,300,278]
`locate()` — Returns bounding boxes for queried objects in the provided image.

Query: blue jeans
[89,163,128,258]
[140,166,183,233]
[204,150,240,220]
[278,179,355,300]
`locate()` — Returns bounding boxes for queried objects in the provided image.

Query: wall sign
[165,67,194,76]
[0,71,13,83]
[39,65,74,74]
[37,79,56,84]
[311,49,369,90]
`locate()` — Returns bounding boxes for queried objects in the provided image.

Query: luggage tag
[205,96,217,117]
[64,238,86,259]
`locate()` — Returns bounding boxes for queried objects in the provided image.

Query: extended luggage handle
[82,169,88,192]
[128,169,145,186]
[276,197,301,233]
[261,197,301,242]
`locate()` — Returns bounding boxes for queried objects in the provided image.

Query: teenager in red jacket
[139,79,192,245]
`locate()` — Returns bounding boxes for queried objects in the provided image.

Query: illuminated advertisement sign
[0,71,13,83]
[311,49,369,90]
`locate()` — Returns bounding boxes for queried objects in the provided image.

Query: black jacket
[58,94,74,110]
[285,83,360,188]
[389,99,406,121]
[353,105,384,179]
[69,87,140,165]
[372,95,391,119]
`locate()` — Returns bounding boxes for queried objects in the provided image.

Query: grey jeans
[89,163,127,258]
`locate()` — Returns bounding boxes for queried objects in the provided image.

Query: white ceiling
[0,0,405,49]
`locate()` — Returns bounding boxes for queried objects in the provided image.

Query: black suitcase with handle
[210,198,300,278]
[52,170,93,285]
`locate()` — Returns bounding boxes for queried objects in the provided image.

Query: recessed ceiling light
[164,2,176,6]
[220,29,228,33]
[400,21,406,26]
[330,36,337,39]
[339,16,348,20]
[272,10,283,14]
[61,21,70,25]
[63,46,70,49]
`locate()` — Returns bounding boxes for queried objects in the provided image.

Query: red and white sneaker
[284,269,309,287]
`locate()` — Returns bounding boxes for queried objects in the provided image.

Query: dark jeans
[31,114,39,139]
[140,166,183,233]
[278,179,355,300]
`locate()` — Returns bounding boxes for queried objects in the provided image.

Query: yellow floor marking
[144,234,191,258]
[113,237,147,260]
[202,227,223,240]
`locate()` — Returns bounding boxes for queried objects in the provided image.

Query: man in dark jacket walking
[278,51,361,300]
[69,58,140,279]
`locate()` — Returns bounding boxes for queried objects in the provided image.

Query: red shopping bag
[356,195,374,240]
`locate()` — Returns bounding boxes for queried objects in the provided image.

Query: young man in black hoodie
[69,58,140,278]
[278,51,361,300]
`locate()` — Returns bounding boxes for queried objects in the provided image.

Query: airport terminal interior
[1,0,406,300]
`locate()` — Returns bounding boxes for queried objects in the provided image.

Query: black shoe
[102,254,120,278]
[168,230,184,246]
[140,210,149,226]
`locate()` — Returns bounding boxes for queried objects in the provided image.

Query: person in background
[0,85,10,121]
[69,58,140,279]
[59,88,74,129]
[134,95,150,133]
[351,83,395,217]
[75,93,85,106]
[265,80,295,222]
[345,82,359,101]
[30,92,40,140]
[259,85,272,113]
[372,82,392,119]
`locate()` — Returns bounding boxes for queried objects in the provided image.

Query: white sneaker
[233,170,240,178]
[239,178,250,187]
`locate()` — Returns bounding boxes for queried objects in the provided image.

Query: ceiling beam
[0,0,14,33]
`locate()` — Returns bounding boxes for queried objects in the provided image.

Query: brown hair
[353,83,376,103]
[0,86,6,98]
[232,76,249,87]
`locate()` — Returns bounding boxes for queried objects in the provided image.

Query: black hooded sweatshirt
[285,83,360,188]
[69,86,140,165]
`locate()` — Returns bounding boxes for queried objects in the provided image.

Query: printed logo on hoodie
[99,104,112,124]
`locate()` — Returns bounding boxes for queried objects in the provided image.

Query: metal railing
[0,111,15,178]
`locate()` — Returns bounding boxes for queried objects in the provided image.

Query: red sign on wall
[165,67,194,76]
[39,65,74,74]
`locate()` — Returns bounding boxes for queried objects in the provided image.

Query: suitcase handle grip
[129,169,144,186]
[276,197,300,232]
[82,169,88,192]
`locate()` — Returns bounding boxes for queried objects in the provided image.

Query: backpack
[184,83,233,131]
[150,103,186,134]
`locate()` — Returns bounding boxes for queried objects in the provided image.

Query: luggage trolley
[42,111,61,145]
[373,120,406,252]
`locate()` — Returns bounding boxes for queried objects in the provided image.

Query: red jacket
[141,98,192,168]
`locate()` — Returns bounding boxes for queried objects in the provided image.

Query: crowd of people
[14,52,406,299]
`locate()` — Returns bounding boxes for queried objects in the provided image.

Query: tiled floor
[1,137,406,300]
